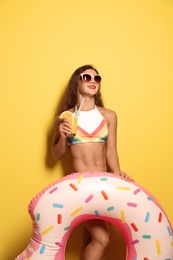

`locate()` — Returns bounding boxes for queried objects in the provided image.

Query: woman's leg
[80,220,110,260]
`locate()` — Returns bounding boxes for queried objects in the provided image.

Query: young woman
[51,64,132,260]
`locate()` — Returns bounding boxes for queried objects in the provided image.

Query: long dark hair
[58,64,104,114]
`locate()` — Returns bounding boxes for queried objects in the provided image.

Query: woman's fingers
[59,120,72,137]
[114,172,134,182]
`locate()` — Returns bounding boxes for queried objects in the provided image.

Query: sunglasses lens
[82,74,92,82]
[94,75,101,83]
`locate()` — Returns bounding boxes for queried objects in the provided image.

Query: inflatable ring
[16,172,173,259]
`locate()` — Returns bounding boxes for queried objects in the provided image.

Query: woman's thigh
[84,220,110,244]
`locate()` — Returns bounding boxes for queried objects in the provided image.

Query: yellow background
[0,0,173,259]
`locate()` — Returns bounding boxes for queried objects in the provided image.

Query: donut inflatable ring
[16,172,173,259]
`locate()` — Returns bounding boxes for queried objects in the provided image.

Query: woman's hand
[59,119,72,139]
[114,171,134,182]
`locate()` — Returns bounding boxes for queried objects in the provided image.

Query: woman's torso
[68,106,109,172]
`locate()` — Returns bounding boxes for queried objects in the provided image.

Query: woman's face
[77,69,101,97]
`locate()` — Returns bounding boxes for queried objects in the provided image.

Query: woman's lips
[87,85,96,89]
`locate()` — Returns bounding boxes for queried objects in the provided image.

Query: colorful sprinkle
[171,241,173,247]
[121,210,125,223]
[145,212,150,222]
[42,225,54,235]
[57,214,62,224]
[142,234,151,239]
[70,207,82,216]
[131,239,139,245]
[133,188,140,195]
[116,186,130,191]
[130,223,138,232]
[85,194,94,203]
[39,245,46,254]
[167,226,172,236]
[100,177,108,181]
[69,183,78,191]
[94,210,100,216]
[55,242,62,247]
[127,202,137,207]
[158,212,162,223]
[107,206,115,211]
[101,190,108,200]
[156,240,161,255]
[49,187,58,194]
[147,197,153,201]
[52,203,64,208]
[144,258,150,260]
[64,226,70,231]
[36,213,40,221]
[77,173,84,184]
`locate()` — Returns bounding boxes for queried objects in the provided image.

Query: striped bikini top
[67,107,108,145]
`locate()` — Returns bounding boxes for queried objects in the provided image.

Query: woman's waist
[70,142,107,171]
[72,156,107,172]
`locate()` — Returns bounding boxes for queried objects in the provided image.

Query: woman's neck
[77,96,95,111]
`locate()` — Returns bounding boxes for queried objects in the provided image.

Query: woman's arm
[105,109,133,181]
[51,116,71,160]
[105,110,121,173]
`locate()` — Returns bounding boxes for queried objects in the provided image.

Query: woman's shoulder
[97,106,117,120]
